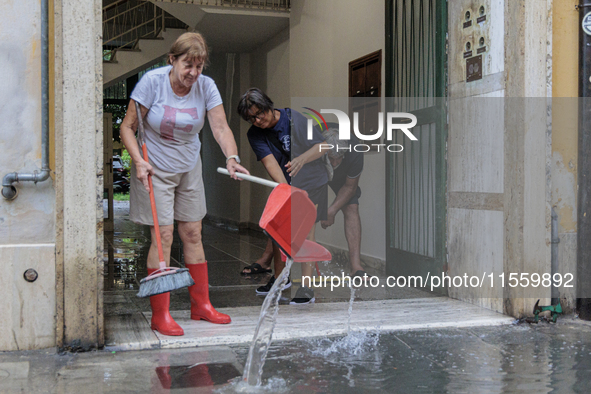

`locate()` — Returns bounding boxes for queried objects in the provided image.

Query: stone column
[502,0,552,317]
[54,0,103,349]
[447,0,552,317]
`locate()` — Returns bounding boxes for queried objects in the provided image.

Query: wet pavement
[1,200,590,392]
[2,321,591,392]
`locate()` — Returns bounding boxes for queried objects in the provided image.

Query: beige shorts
[129,158,206,226]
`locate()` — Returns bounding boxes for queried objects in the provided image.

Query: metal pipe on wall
[577,2,591,320]
[1,0,50,200]
[551,207,560,305]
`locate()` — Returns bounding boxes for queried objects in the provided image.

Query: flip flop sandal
[240,263,272,275]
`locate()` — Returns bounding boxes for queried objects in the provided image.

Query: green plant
[121,149,131,171]
[113,192,130,201]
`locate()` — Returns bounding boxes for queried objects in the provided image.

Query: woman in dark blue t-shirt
[237,88,328,304]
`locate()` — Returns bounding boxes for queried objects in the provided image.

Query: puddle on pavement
[215,324,591,393]
[4,323,591,393]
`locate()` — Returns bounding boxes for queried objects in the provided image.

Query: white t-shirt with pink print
[131,65,223,173]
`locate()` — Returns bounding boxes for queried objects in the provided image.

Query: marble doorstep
[144,297,514,349]
[104,313,159,351]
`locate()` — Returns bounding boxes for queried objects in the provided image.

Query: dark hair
[321,128,347,159]
[237,88,274,121]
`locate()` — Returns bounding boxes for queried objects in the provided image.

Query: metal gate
[385,0,447,284]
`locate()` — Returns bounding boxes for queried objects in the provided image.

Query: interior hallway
[103,200,513,351]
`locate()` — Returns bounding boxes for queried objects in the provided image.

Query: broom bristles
[136,269,195,298]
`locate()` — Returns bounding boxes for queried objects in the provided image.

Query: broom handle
[137,105,165,268]
[143,146,165,266]
[217,167,279,188]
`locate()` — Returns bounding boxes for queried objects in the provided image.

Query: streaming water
[242,258,293,386]
[346,286,356,334]
[308,329,381,358]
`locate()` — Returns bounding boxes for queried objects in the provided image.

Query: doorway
[385,0,448,285]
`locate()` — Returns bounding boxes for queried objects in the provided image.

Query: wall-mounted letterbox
[460,3,489,83]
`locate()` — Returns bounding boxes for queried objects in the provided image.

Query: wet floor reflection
[155,363,240,389]
[104,222,186,291]
[104,231,148,291]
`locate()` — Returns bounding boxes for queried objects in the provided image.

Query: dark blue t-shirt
[247,108,328,191]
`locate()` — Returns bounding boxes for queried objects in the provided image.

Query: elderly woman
[120,32,248,336]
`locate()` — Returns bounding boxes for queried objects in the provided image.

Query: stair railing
[222,0,291,10]
[103,0,290,62]
[103,0,165,62]
[151,0,290,12]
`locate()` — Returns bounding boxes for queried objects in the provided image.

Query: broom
[135,103,194,298]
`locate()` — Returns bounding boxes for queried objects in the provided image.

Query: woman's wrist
[226,155,240,165]
[134,156,147,167]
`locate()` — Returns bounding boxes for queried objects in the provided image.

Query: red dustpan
[217,168,331,264]
[259,183,316,259]
[279,240,332,263]
[259,184,331,264]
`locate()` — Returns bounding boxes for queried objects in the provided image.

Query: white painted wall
[202,52,243,223]
[0,2,55,244]
[0,1,56,350]
[241,28,291,225]
[0,0,103,351]
[251,28,290,109]
[201,28,290,226]
[290,0,386,260]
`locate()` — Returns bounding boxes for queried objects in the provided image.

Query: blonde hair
[167,32,209,66]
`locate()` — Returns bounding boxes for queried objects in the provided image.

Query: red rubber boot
[187,262,231,324]
[148,269,184,336]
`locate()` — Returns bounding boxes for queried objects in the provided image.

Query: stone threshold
[104,297,514,351]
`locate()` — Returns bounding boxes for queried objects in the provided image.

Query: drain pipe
[551,207,560,305]
[577,2,591,319]
[2,0,50,200]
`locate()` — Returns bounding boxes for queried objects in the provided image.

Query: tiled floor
[103,201,275,302]
[103,200,512,351]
